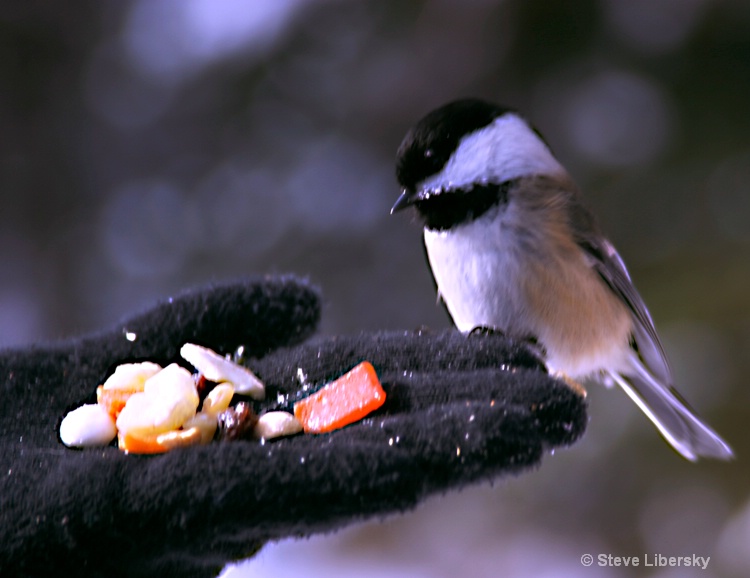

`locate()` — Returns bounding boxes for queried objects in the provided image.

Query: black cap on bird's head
[393,99,513,211]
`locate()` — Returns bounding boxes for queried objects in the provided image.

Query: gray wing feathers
[565,193,670,382]
[569,196,733,460]
[588,237,673,387]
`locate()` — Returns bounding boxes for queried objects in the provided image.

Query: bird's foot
[468,327,548,361]
[468,325,505,337]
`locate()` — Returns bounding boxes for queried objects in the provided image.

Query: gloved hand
[0,276,586,578]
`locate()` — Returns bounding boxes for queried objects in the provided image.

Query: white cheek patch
[419,113,564,191]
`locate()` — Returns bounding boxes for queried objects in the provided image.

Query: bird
[391,98,733,461]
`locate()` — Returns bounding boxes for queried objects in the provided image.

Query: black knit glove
[0,276,586,578]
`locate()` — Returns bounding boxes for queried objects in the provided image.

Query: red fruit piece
[293,361,386,434]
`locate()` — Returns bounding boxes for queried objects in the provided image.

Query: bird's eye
[424,149,434,158]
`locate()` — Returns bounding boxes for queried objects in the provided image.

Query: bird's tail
[607,357,734,461]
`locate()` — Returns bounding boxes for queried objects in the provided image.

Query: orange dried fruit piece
[97,385,141,420]
[118,431,167,454]
[293,361,386,434]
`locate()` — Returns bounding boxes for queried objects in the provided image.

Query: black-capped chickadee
[391,98,733,461]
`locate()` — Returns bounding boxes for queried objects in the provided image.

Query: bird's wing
[568,197,733,460]
[567,197,673,386]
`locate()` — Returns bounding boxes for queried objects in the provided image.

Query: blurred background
[2,0,750,576]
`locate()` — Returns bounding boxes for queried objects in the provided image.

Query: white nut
[180,343,265,399]
[116,363,199,437]
[101,361,162,391]
[60,404,117,448]
[254,411,302,440]
[182,412,218,444]
[156,426,203,450]
[201,383,235,416]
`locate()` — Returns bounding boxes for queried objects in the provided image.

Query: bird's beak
[390,189,416,214]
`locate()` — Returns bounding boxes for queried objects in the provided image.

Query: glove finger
[251,330,582,448]
[250,330,584,466]
[377,367,586,449]
[96,275,320,362]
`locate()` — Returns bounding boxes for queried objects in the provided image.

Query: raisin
[217,402,259,441]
